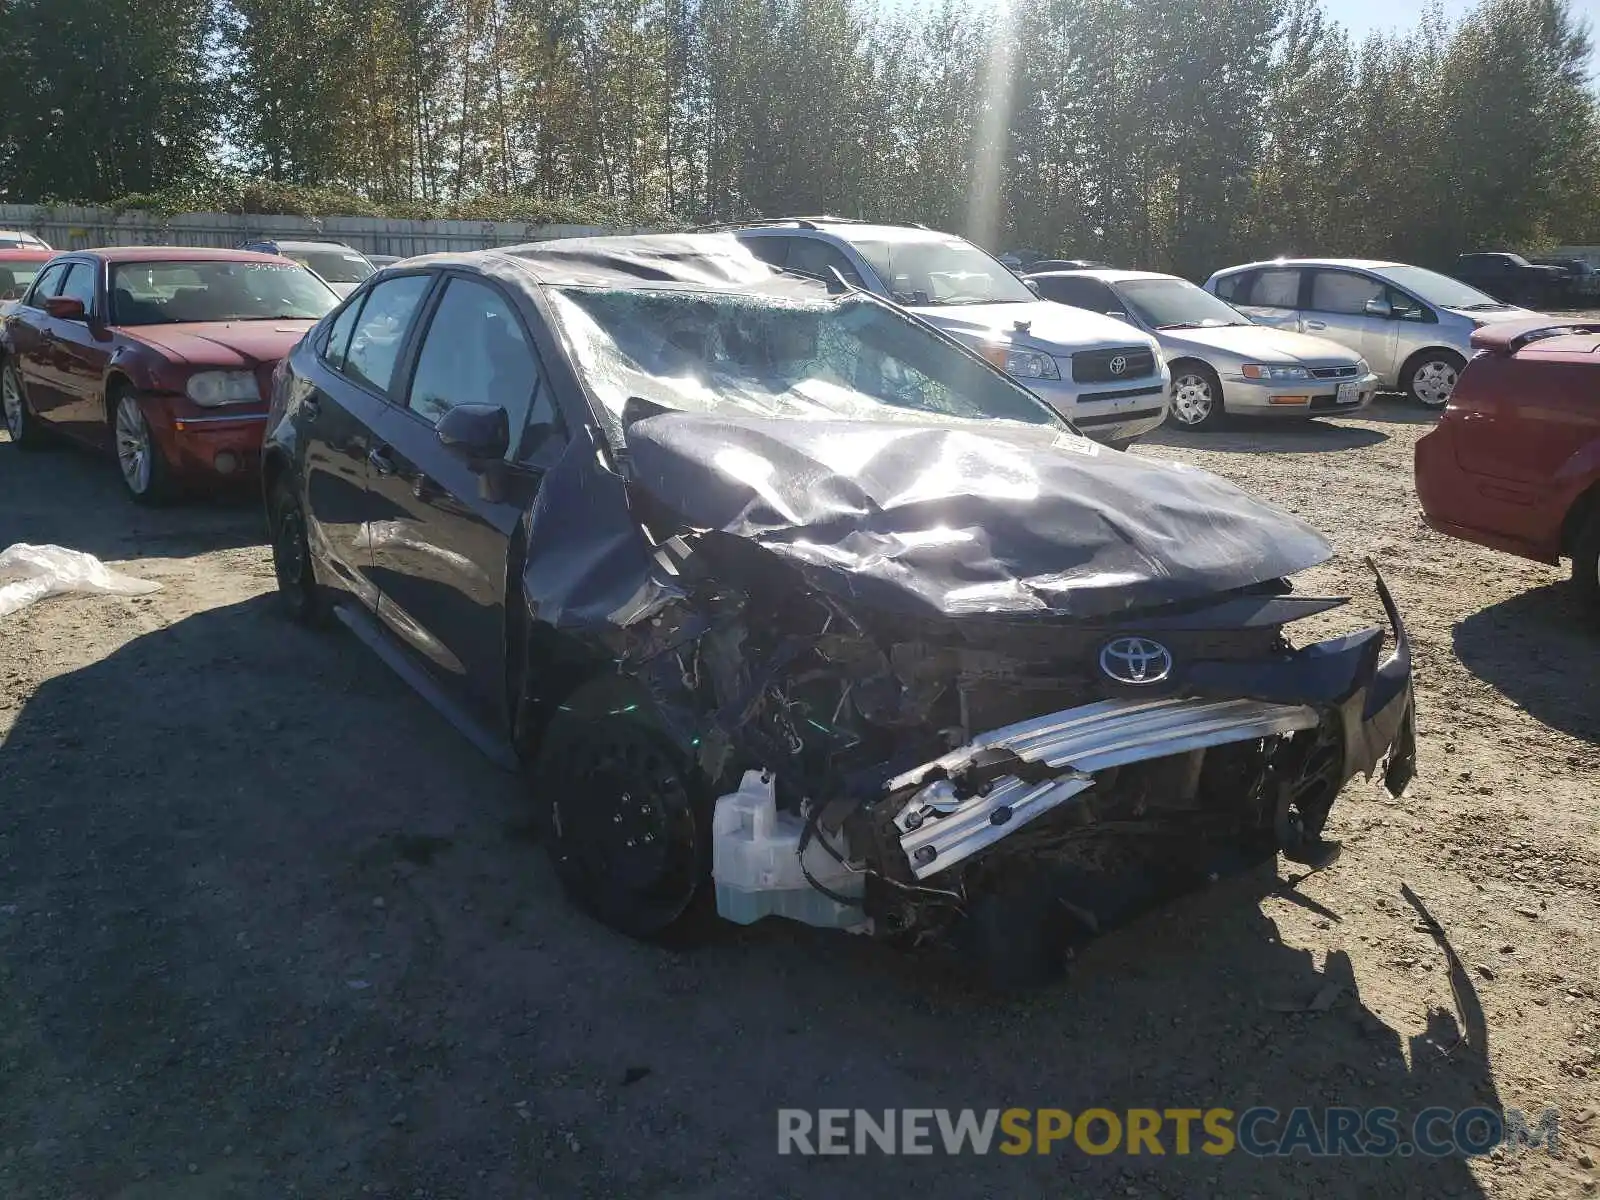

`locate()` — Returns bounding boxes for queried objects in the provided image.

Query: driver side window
[25,263,68,307]
[1309,270,1385,316]
[786,239,864,287]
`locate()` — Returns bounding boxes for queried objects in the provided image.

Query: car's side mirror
[1364,298,1394,319]
[1023,278,1041,296]
[435,403,509,463]
[43,296,86,320]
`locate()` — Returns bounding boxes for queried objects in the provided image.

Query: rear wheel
[531,678,714,940]
[2,360,45,449]
[1571,509,1600,620]
[268,476,325,625]
[1166,362,1224,430]
[113,390,172,503]
[1402,351,1463,409]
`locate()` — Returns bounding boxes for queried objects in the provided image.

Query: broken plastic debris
[0,544,161,619]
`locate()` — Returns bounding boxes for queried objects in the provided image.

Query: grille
[1309,365,1359,380]
[1074,406,1164,428]
[1076,384,1166,405]
[1071,347,1156,383]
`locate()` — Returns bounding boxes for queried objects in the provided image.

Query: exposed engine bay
[594,540,1414,980]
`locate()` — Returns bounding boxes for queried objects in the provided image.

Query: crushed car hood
[1157,323,1359,365]
[122,320,318,367]
[909,300,1156,356]
[622,411,1332,619]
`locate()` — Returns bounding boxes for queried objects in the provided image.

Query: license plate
[1337,380,1360,404]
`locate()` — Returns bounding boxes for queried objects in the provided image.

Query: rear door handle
[1304,319,1327,330]
[368,445,397,476]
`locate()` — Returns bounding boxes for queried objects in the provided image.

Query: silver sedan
[1027,269,1378,430]
[1202,258,1545,407]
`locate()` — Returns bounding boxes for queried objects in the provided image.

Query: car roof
[404,233,835,301]
[1211,258,1403,276]
[722,218,967,247]
[1029,268,1175,285]
[0,248,54,262]
[258,239,362,252]
[71,246,296,265]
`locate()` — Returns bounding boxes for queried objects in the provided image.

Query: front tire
[1166,363,1225,430]
[2,360,46,450]
[112,390,172,503]
[268,476,325,625]
[532,678,713,940]
[1402,351,1464,409]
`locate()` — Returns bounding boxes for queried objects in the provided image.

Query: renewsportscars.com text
[777,1106,1561,1158]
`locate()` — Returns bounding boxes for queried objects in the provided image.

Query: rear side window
[26,262,68,305]
[1309,270,1384,315]
[1247,269,1301,307]
[341,274,431,394]
[320,297,364,369]
[406,276,560,458]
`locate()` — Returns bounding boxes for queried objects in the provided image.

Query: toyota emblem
[1099,637,1173,685]
[1108,354,1128,376]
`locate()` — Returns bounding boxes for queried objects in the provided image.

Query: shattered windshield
[550,287,1063,434]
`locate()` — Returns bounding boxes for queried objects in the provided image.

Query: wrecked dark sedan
[262,234,1417,985]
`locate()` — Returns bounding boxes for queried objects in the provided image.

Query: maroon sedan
[0,247,338,501]
[1414,318,1600,615]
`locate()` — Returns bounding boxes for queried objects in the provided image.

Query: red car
[1414,318,1600,614]
[0,246,338,502]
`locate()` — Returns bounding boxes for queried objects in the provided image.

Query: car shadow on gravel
[0,595,1499,1199]
[0,440,263,563]
[1453,582,1600,744]
[1145,419,1389,455]
[1360,396,1443,426]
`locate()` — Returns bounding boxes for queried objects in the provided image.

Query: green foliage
[2,0,1597,267]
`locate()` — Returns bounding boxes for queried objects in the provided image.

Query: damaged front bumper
[881,563,1416,882]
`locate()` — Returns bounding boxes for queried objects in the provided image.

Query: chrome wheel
[2,365,23,439]
[1171,373,1216,426]
[1410,359,1458,408]
[115,395,153,495]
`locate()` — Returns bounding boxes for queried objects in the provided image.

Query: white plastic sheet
[0,544,162,619]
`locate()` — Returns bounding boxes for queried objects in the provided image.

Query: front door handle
[302,396,321,421]
[1304,319,1327,330]
[368,445,397,476]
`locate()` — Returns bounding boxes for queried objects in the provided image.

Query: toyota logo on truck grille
[1099,637,1172,684]
[1109,355,1128,375]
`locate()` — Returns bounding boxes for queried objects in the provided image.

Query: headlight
[1000,349,1060,381]
[186,370,261,406]
[1241,363,1311,381]
[1356,359,1370,375]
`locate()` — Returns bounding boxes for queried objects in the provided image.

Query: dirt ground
[1,395,1597,1200]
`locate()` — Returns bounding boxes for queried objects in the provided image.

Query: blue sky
[1329,0,1599,78]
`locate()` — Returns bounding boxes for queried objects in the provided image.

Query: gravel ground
[1,396,1598,1200]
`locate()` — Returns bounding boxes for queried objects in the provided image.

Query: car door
[364,272,560,718]
[42,260,115,445]
[301,271,436,610]
[1230,267,1303,330]
[1302,268,1396,373]
[7,261,68,414]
